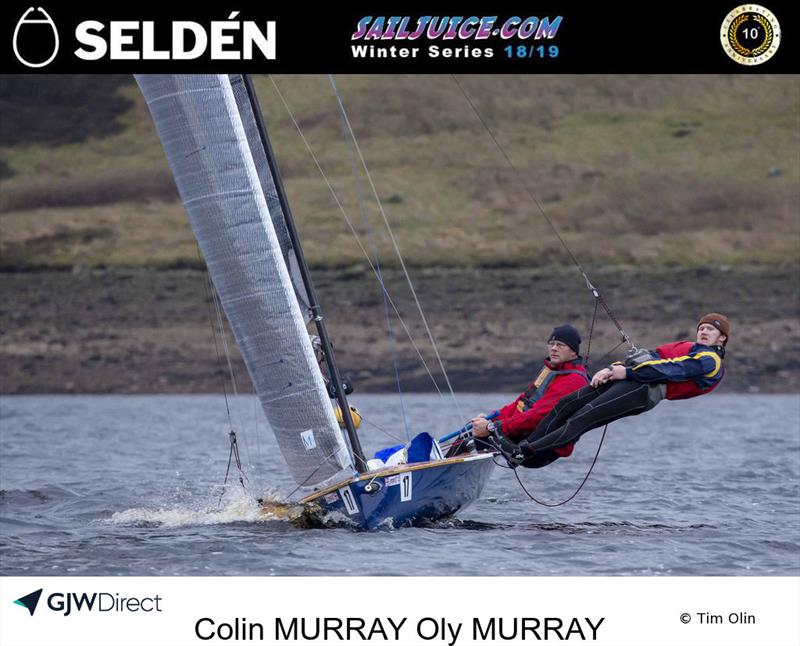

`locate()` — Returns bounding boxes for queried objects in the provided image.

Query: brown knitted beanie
[697,313,729,344]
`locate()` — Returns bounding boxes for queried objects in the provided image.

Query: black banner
[1,1,797,73]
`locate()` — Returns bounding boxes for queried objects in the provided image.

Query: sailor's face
[697,323,725,346]
[547,339,577,366]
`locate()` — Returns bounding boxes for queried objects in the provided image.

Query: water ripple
[1,393,798,575]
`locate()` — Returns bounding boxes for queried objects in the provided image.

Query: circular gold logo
[721,5,781,65]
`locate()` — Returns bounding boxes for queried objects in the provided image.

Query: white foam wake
[109,488,300,528]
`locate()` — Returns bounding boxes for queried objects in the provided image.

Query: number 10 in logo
[720,5,781,66]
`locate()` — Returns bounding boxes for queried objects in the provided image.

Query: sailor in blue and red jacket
[468,325,589,467]
[492,313,729,468]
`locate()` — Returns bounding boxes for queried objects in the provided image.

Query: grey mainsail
[136,74,353,487]
[227,74,311,316]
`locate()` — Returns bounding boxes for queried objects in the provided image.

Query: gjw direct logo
[12,6,276,68]
[13,589,43,616]
[13,588,163,617]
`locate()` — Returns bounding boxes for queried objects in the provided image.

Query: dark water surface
[1,394,798,576]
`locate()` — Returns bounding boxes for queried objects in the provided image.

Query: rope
[451,75,636,351]
[514,425,608,506]
[486,297,616,506]
[492,425,609,507]
[326,75,466,428]
[430,247,610,506]
[217,429,248,507]
[329,75,410,441]
[483,288,605,507]
[268,76,453,407]
[198,258,250,505]
[196,246,250,499]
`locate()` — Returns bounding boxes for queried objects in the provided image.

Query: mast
[241,74,367,474]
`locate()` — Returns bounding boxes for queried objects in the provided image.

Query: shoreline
[1,265,798,395]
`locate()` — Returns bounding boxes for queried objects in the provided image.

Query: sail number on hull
[400,472,413,502]
[338,486,359,515]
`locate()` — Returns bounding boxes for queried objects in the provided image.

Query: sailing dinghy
[136,74,495,529]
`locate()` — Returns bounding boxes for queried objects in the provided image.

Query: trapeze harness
[515,344,725,465]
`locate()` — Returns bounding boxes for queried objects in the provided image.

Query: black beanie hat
[549,325,581,354]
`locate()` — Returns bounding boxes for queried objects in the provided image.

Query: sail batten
[137,74,353,488]
[183,189,255,206]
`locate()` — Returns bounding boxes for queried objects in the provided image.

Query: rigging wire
[450,75,636,352]
[443,75,647,504]
[589,340,628,372]
[268,76,454,408]
[485,276,624,506]
[195,246,250,501]
[326,76,466,427]
[218,427,248,507]
[283,445,355,501]
[267,77,636,508]
[328,74,411,441]
[584,299,599,368]
[521,278,607,506]
[359,415,407,445]
[580,299,641,378]
[495,239,609,506]
[207,277,256,474]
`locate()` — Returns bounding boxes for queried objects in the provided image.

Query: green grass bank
[1,75,798,270]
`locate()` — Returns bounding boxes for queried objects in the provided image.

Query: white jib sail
[136,74,354,488]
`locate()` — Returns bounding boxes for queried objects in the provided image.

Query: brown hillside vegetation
[1,74,798,269]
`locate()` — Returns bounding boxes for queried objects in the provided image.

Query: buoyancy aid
[516,361,589,413]
[655,341,725,400]
[511,359,589,463]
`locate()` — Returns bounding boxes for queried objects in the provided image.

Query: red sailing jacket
[629,341,725,400]
[496,359,589,442]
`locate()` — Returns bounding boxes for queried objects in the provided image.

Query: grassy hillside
[0,74,798,269]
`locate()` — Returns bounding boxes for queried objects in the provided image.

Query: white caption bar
[1,576,798,645]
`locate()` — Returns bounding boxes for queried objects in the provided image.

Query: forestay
[136,74,353,487]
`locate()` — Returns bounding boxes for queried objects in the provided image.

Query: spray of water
[109,487,304,528]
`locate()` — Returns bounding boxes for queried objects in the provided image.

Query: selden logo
[13,588,163,617]
[11,8,276,68]
[14,589,43,616]
[12,7,60,68]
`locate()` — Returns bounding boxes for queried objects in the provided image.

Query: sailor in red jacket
[468,325,589,467]
[493,313,729,467]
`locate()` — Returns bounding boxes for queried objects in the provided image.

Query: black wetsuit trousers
[522,380,660,457]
